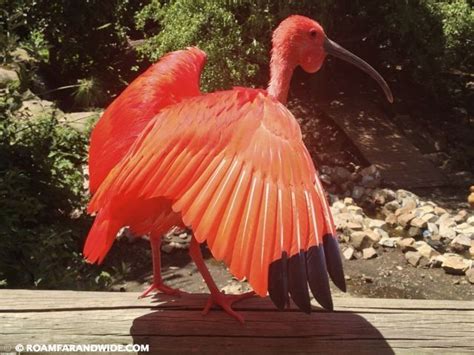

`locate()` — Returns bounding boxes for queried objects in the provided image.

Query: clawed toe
[202,291,255,323]
[139,283,182,299]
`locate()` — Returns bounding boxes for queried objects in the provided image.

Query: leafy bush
[0,81,103,289]
[2,0,146,109]
[135,0,268,91]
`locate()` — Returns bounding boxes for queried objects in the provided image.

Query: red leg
[139,233,182,298]
[189,235,255,323]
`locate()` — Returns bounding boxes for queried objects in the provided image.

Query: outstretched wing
[89,88,345,312]
[88,47,206,193]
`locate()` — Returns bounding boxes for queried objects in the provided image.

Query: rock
[407,226,422,238]
[455,225,474,235]
[454,210,468,223]
[416,205,435,215]
[427,222,439,235]
[368,218,387,230]
[385,213,398,227]
[333,166,351,183]
[18,99,56,118]
[320,174,332,185]
[352,186,365,200]
[421,213,438,223]
[396,189,418,202]
[360,165,378,177]
[450,235,472,252]
[423,229,432,239]
[397,238,416,252]
[466,268,474,284]
[384,200,401,213]
[419,256,431,268]
[398,197,417,211]
[397,211,417,227]
[374,228,389,240]
[347,222,363,231]
[343,197,354,206]
[438,214,456,239]
[350,230,379,250]
[410,217,427,229]
[470,244,474,259]
[372,188,397,205]
[379,237,399,248]
[434,206,448,216]
[426,239,444,252]
[343,247,355,260]
[405,251,422,267]
[61,112,99,132]
[361,175,379,188]
[415,241,439,259]
[332,200,346,211]
[392,225,405,238]
[467,216,474,225]
[0,67,19,87]
[362,247,377,259]
[347,205,364,215]
[334,212,364,230]
[430,255,445,268]
[441,254,470,275]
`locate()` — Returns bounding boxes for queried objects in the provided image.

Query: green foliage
[4,0,147,109]
[71,77,106,109]
[436,1,473,68]
[0,81,102,289]
[351,0,473,102]
[0,0,33,64]
[135,0,268,91]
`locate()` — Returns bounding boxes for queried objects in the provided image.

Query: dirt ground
[108,237,473,303]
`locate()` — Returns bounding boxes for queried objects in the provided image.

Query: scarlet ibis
[84,15,392,322]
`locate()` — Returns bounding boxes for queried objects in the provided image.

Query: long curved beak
[324,37,393,103]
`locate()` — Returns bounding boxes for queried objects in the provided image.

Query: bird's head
[272,15,393,103]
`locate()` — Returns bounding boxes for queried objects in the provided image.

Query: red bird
[84,15,392,322]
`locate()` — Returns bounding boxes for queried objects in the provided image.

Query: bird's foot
[202,291,255,324]
[138,282,182,299]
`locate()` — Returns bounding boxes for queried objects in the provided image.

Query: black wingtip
[268,251,289,310]
[323,234,346,292]
[306,245,333,311]
[288,251,311,313]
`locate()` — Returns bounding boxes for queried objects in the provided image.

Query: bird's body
[88,48,206,194]
[86,86,341,304]
[84,15,392,320]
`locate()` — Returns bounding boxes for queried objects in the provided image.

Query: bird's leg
[189,235,255,323]
[139,233,182,298]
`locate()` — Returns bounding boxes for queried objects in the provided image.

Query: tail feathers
[83,207,121,264]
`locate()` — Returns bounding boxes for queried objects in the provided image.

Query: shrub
[0,81,103,289]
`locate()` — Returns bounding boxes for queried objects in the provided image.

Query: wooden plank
[1,290,473,354]
[322,98,448,189]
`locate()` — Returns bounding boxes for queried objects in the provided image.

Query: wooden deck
[1,290,473,354]
[323,98,448,189]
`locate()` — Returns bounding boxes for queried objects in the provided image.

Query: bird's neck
[267,51,296,105]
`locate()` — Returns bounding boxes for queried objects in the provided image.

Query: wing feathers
[88,89,345,313]
[212,163,252,262]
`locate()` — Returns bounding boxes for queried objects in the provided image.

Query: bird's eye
[309,29,318,39]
